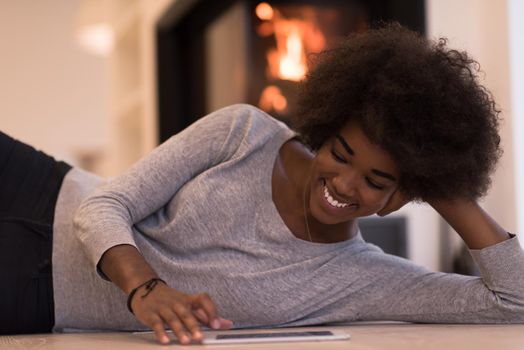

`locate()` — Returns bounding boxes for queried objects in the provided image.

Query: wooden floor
[2,323,524,349]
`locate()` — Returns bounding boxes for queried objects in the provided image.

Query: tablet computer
[202,329,350,344]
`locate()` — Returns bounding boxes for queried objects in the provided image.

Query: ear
[377,189,409,217]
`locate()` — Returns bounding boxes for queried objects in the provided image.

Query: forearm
[99,244,159,294]
[430,198,510,250]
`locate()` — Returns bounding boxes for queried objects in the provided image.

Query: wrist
[127,277,167,314]
[124,273,161,294]
[99,244,159,294]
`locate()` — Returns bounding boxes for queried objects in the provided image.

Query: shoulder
[173,104,294,162]
[207,104,289,133]
[197,104,292,148]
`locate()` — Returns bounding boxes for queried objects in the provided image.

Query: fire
[278,25,306,81]
[256,2,327,112]
[257,3,327,83]
[265,15,310,82]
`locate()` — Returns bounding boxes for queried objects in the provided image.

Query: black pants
[0,131,71,334]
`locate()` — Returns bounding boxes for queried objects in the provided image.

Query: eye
[330,150,347,164]
[365,177,384,190]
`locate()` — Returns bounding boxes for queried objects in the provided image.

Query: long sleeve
[73,104,275,272]
[338,236,524,323]
[260,235,524,327]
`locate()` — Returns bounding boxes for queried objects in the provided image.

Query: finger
[173,302,204,342]
[378,190,408,216]
[149,316,170,345]
[193,305,233,330]
[189,293,220,329]
[377,207,391,217]
[391,196,409,213]
[159,309,191,345]
[193,312,233,329]
[216,317,234,329]
[193,308,209,324]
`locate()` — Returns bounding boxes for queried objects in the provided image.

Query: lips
[323,186,350,208]
[321,179,358,211]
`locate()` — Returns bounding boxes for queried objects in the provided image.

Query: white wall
[508,0,524,247]
[0,0,109,166]
[425,0,517,250]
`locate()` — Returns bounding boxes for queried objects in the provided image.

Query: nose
[332,171,358,199]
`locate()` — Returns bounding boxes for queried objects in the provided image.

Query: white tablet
[202,329,350,344]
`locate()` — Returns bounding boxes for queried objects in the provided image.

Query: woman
[2,24,523,344]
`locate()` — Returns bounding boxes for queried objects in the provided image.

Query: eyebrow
[335,135,354,155]
[335,134,397,182]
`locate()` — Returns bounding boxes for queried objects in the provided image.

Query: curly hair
[293,23,502,201]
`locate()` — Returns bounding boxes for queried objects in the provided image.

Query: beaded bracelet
[126,277,166,314]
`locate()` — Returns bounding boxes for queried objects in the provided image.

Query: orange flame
[278,25,306,81]
[259,5,326,82]
[256,3,328,112]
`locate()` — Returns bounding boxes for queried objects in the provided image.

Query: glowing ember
[256,2,274,21]
[258,85,288,112]
[256,21,274,37]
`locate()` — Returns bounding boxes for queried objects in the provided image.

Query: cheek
[310,153,334,177]
[360,188,395,210]
[313,150,332,167]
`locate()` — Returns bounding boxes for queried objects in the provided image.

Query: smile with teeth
[323,185,352,208]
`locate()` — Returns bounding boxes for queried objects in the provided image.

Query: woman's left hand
[377,190,408,216]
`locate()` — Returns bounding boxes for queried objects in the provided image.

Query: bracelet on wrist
[126,277,166,314]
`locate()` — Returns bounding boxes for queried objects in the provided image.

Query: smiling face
[307,120,400,225]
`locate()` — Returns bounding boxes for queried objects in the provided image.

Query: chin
[313,202,384,225]
[310,205,356,225]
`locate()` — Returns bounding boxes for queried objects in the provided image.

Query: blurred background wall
[0,0,109,166]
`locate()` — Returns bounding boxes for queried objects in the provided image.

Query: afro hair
[293,23,502,201]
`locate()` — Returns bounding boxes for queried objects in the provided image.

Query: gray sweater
[53,104,524,331]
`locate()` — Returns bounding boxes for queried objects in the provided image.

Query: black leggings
[0,131,71,334]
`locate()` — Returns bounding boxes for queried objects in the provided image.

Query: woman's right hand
[130,282,233,345]
[98,245,233,345]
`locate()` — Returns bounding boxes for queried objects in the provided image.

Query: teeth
[323,186,350,208]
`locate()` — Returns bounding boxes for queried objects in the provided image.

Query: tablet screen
[216,331,334,339]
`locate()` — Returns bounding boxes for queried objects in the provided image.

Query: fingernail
[211,319,221,329]
[180,335,190,344]
[196,309,208,322]
[194,331,203,339]
[161,335,170,344]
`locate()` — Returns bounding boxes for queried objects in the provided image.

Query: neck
[306,211,358,243]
